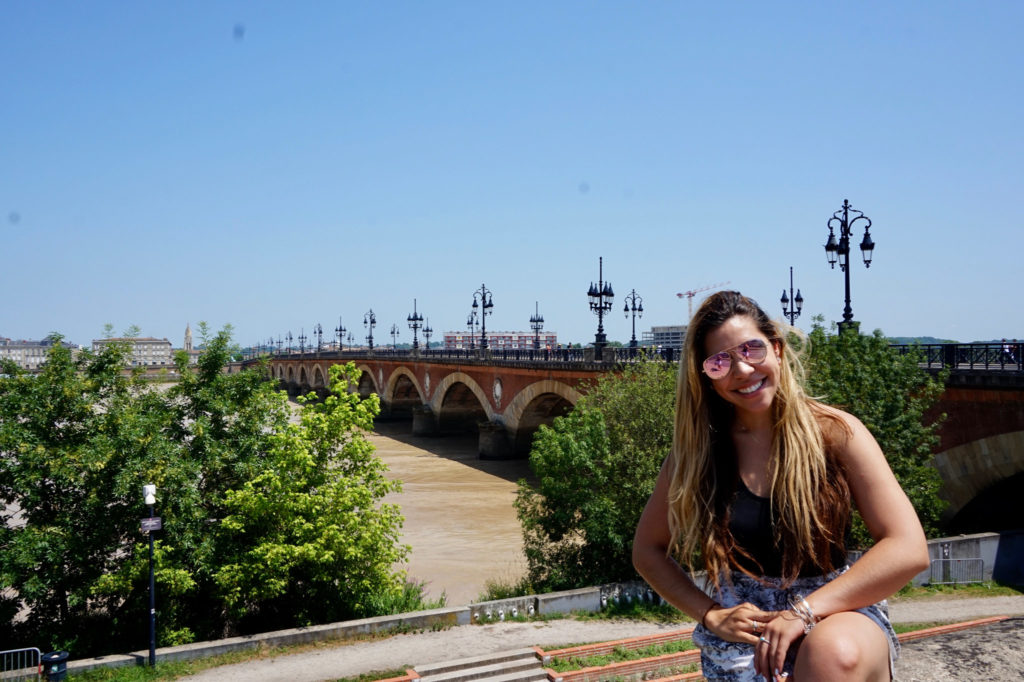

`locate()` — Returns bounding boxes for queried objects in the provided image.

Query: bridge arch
[934,430,1024,525]
[312,364,327,388]
[384,366,425,417]
[503,380,581,455]
[430,371,495,433]
[356,363,380,399]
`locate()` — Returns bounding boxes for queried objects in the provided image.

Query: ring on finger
[758,635,771,645]
[751,620,760,634]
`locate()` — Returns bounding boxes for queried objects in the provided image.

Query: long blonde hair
[667,291,850,586]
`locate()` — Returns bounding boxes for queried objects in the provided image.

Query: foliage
[804,317,948,543]
[515,358,676,590]
[0,332,418,655]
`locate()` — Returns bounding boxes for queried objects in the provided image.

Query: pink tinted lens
[703,352,731,377]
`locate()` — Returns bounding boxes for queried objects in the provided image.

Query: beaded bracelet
[788,594,818,634]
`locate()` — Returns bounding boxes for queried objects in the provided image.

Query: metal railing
[0,648,40,681]
[891,342,1023,372]
[264,345,679,365]
[929,558,985,585]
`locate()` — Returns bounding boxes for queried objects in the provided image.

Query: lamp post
[364,309,376,350]
[335,317,347,352]
[276,336,283,355]
[781,266,804,326]
[298,329,307,354]
[390,323,400,350]
[314,323,323,353]
[587,257,615,360]
[471,284,494,350]
[424,319,433,350]
[407,299,423,350]
[466,311,478,350]
[824,199,875,334]
[286,331,293,354]
[347,331,354,349]
[141,484,159,667]
[529,302,544,350]
[623,289,643,349]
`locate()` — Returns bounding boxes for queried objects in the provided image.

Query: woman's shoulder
[808,401,863,446]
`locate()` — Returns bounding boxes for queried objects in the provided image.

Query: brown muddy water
[369,421,532,606]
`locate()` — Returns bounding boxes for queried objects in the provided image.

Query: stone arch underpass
[502,379,581,456]
[383,366,425,418]
[428,371,494,434]
[934,430,1024,533]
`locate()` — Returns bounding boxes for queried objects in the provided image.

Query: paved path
[179,595,1024,681]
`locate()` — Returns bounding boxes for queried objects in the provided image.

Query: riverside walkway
[175,595,1024,682]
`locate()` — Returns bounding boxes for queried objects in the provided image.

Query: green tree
[804,318,948,542]
[515,358,676,590]
[1,331,417,654]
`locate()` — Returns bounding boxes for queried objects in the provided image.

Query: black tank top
[728,479,848,578]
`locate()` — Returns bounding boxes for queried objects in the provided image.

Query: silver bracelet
[788,594,818,634]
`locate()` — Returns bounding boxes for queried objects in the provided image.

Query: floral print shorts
[691,568,898,681]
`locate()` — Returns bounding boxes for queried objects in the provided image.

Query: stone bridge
[262,346,1024,532]
[268,349,621,458]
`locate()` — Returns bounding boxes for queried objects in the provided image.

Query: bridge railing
[891,343,1023,372]
[266,346,679,365]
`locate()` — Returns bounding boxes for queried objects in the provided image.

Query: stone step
[415,647,543,682]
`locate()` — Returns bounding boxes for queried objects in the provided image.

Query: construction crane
[676,281,731,319]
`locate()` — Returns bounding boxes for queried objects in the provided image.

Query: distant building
[92,337,173,366]
[0,336,74,370]
[181,323,201,364]
[443,330,558,351]
[641,325,687,350]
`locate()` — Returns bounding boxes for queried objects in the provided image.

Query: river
[370,421,533,606]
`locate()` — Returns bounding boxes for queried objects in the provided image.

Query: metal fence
[0,648,40,682]
[929,558,985,585]
[892,342,1023,372]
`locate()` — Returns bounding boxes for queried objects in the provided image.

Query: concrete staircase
[414,647,547,682]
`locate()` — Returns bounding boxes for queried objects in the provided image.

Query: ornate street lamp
[824,199,875,333]
[346,331,354,349]
[407,298,424,350]
[466,311,478,350]
[588,257,615,360]
[286,331,293,354]
[471,284,494,350]
[623,289,643,349]
[276,336,283,355]
[314,323,323,353]
[390,323,400,350]
[335,317,347,352]
[530,302,544,350]
[423,319,433,350]
[781,266,804,326]
[298,328,307,354]
[364,309,376,350]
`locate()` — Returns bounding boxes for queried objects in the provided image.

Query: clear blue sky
[3,1,1021,348]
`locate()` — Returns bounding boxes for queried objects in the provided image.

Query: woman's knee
[795,612,889,680]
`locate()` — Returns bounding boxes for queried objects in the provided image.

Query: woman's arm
[759,407,930,678]
[633,457,773,641]
[802,407,930,617]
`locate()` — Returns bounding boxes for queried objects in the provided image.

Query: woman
[633,291,928,681]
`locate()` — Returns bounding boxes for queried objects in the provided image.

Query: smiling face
[702,314,781,420]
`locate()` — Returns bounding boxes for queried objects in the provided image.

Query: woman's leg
[793,611,891,681]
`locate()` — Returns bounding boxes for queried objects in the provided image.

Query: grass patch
[476,575,535,602]
[573,600,689,624]
[893,580,1023,601]
[547,639,697,673]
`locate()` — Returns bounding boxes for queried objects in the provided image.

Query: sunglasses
[702,338,770,379]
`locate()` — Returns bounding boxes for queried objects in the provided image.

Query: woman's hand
[753,610,806,680]
[703,602,776,644]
